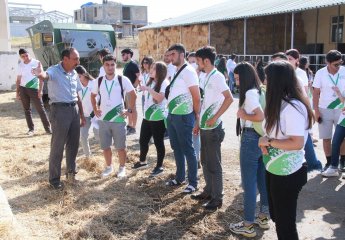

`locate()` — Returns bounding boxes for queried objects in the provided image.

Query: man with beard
[34,47,86,189]
[165,43,201,194]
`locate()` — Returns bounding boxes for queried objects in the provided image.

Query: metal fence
[223,54,345,73]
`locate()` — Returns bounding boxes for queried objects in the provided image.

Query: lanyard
[104,80,114,99]
[143,73,149,84]
[81,87,88,100]
[328,73,340,86]
[203,69,217,90]
[147,83,152,100]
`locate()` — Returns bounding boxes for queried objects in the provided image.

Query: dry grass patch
[0,91,277,239]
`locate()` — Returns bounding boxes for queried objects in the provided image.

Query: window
[94,7,97,17]
[122,7,131,21]
[74,11,78,20]
[331,16,344,43]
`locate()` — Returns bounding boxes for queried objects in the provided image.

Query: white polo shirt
[313,66,345,109]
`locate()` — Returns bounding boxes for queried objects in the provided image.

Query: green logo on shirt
[102,104,125,122]
[327,98,344,109]
[25,77,39,90]
[168,94,191,115]
[200,103,217,129]
[145,104,165,121]
[263,147,303,175]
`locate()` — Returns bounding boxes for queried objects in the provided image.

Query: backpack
[252,86,266,136]
[97,75,125,106]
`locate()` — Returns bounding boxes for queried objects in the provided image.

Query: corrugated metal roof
[52,22,114,31]
[140,0,345,30]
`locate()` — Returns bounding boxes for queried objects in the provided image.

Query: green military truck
[26,20,116,77]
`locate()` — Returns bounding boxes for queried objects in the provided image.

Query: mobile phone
[318,117,322,124]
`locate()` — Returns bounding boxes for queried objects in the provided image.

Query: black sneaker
[149,167,163,177]
[49,181,64,190]
[191,191,211,201]
[203,199,223,210]
[339,159,345,172]
[132,161,148,169]
[127,127,136,135]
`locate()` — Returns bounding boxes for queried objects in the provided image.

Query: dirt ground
[0,90,344,240]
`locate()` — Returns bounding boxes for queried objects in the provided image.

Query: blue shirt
[47,63,81,103]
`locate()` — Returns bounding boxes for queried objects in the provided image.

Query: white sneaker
[117,166,126,178]
[27,130,34,136]
[101,165,113,178]
[322,167,339,177]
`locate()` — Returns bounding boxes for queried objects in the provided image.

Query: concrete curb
[0,185,17,237]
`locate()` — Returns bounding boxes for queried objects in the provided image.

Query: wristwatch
[127,109,133,113]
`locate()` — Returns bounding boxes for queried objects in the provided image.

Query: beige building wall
[131,6,148,22]
[302,5,345,53]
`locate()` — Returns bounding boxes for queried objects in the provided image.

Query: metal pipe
[284,13,287,50]
[180,26,182,43]
[336,5,341,49]
[208,22,211,45]
[156,28,159,59]
[244,18,247,55]
[291,12,295,49]
[314,9,319,54]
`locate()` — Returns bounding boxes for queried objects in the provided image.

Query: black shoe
[191,192,211,201]
[127,127,136,135]
[339,159,345,172]
[203,199,222,210]
[149,167,164,177]
[132,161,148,169]
[45,128,52,134]
[50,181,64,190]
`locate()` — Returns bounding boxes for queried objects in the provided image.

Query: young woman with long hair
[139,56,154,114]
[259,61,313,240]
[75,65,99,157]
[285,49,322,172]
[132,61,169,177]
[229,62,269,238]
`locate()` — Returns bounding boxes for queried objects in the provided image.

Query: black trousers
[139,119,166,168]
[266,164,308,240]
[19,86,50,131]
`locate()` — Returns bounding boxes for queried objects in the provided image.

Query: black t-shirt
[123,60,139,85]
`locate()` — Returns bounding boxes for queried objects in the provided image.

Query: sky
[13,0,228,23]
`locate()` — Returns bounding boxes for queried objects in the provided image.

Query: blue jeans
[331,124,345,168]
[240,129,269,223]
[167,112,198,188]
[229,72,235,92]
[304,134,322,171]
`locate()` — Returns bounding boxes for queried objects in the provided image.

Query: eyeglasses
[332,61,343,67]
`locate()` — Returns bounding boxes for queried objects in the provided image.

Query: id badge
[106,99,112,108]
